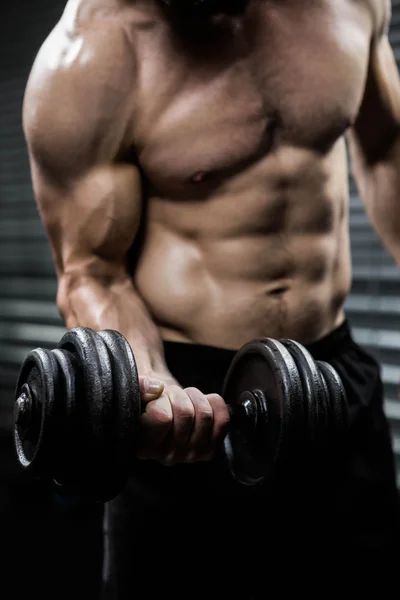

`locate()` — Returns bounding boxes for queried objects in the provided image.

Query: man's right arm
[23,23,169,380]
[23,23,229,464]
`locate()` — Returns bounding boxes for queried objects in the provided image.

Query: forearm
[57,273,170,377]
[348,132,400,265]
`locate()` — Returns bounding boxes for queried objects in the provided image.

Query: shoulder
[23,0,141,169]
[24,0,138,121]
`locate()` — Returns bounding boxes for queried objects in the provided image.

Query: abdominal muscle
[134,142,352,350]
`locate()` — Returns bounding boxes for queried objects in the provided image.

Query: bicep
[23,25,141,277]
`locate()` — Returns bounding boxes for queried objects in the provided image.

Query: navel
[268,286,288,296]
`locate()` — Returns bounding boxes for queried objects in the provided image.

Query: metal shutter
[0,9,104,597]
[345,0,400,485]
[0,0,66,475]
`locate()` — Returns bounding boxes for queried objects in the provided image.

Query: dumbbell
[13,327,348,502]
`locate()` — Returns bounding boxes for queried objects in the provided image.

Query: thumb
[139,376,165,403]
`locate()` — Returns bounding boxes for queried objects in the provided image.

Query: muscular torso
[55,0,379,348]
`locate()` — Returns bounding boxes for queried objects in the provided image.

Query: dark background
[0,2,103,597]
[1,0,400,595]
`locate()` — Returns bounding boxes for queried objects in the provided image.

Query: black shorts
[102,320,400,597]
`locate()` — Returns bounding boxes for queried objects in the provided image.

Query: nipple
[190,171,209,184]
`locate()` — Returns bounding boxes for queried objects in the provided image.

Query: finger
[206,393,230,453]
[135,393,173,458]
[184,387,214,461]
[139,376,165,403]
[187,394,230,463]
[162,386,195,461]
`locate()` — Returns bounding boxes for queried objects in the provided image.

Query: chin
[160,0,248,20]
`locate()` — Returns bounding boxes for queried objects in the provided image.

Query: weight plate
[50,348,81,486]
[316,361,348,445]
[282,340,327,446]
[14,348,59,475]
[58,327,114,496]
[97,329,140,501]
[316,363,331,450]
[222,338,304,486]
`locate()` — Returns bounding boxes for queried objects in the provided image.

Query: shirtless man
[23,0,400,595]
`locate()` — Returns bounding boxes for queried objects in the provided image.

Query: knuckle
[180,398,196,418]
[167,388,195,416]
[159,411,174,426]
[184,387,205,402]
[185,389,213,415]
[207,393,224,404]
[147,402,173,427]
[184,386,199,395]
[197,403,214,423]
[166,385,183,397]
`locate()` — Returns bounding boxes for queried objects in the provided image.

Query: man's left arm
[347,2,400,266]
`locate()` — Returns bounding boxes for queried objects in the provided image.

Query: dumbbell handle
[14,382,268,440]
[227,389,267,434]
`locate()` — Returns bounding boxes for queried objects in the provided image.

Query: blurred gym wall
[0,0,66,473]
[1,0,400,531]
[0,3,103,597]
[345,2,400,484]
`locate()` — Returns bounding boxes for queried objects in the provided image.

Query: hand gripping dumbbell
[13,327,348,502]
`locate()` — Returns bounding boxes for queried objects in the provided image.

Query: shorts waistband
[304,318,354,361]
[163,319,354,366]
[163,338,236,377]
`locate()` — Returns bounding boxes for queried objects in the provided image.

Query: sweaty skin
[23,0,400,464]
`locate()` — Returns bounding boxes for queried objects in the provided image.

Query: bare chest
[131,0,373,191]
